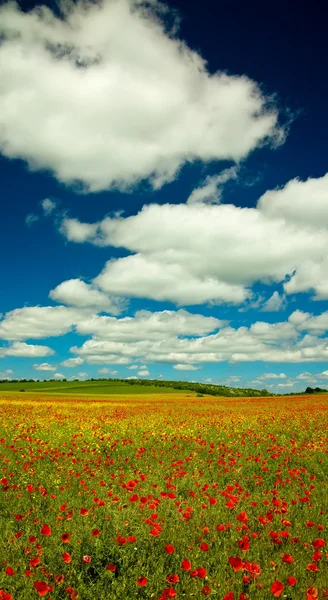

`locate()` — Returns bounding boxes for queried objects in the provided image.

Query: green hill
[0,377,270,397]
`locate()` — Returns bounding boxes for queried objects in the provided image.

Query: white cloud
[0,341,54,358]
[0,0,283,192]
[25,213,39,226]
[0,369,14,379]
[127,364,140,370]
[261,291,286,312]
[70,315,328,366]
[296,372,317,382]
[186,167,238,205]
[60,219,99,243]
[318,370,328,378]
[49,279,126,314]
[54,373,65,379]
[61,357,85,368]
[173,364,200,371]
[77,372,88,378]
[33,362,57,371]
[75,309,222,341]
[277,382,294,388]
[98,367,118,375]
[55,172,328,306]
[42,198,56,215]
[258,173,328,230]
[294,311,328,334]
[259,372,287,379]
[138,369,150,377]
[58,194,328,306]
[0,305,92,341]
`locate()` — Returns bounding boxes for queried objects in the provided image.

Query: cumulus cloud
[0,305,91,341]
[33,362,57,371]
[173,364,200,371]
[42,198,56,215]
[258,372,287,379]
[69,315,328,366]
[98,367,118,375]
[54,373,65,379]
[0,341,54,358]
[261,291,286,312]
[0,0,283,192]
[296,372,317,382]
[49,279,126,314]
[186,167,238,205]
[138,369,150,377]
[58,185,328,305]
[75,309,222,341]
[60,357,85,368]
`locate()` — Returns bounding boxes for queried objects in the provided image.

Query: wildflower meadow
[0,392,327,600]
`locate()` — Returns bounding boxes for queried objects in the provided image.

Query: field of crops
[0,380,182,395]
[0,392,327,600]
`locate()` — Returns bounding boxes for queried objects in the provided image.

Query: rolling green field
[0,379,182,395]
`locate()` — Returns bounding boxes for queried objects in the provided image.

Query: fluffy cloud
[0,305,91,341]
[59,182,328,305]
[258,173,328,230]
[75,309,223,341]
[295,372,317,382]
[186,167,238,205]
[49,279,126,314]
[70,315,328,366]
[0,0,283,192]
[60,357,85,368]
[33,362,57,371]
[258,372,287,379]
[138,369,150,377]
[42,198,56,215]
[98,368,118,375]
[0,342,54,358]
[261,291,286,312]
[173,364,200,371]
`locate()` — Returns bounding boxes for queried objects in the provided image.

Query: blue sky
[0,0,328,392]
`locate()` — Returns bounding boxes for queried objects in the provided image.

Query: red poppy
[307,563,319,572]
[271,581,284,597]
[237,512,248,522]
[228,556,244,571]
[82,555,91,563]
[312,538,325,549]
[281,553,294,564]
[29,557,40,567]
[80,508,89,517]
[202,585,211,596]
[33,581,53,597]
[165,544,175,554]
[91,529,100,537]
[181,559,191,571]
[107,564,117,572]
[166,574,179,585]
[40,524,52,536]
[128,535,136,543]
[223,593,234,600]
[5,568,14,576]
[137,576,147,586]
[116,536,127,545]
[287,577,297,587]
[61,533,70,543]
[62,552,72,564]
[197,567,207,579]
[200,542,210,551]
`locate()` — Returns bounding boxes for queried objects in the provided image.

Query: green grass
[0,379,182,395]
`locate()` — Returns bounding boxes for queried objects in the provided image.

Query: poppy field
[0,392,327,600]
